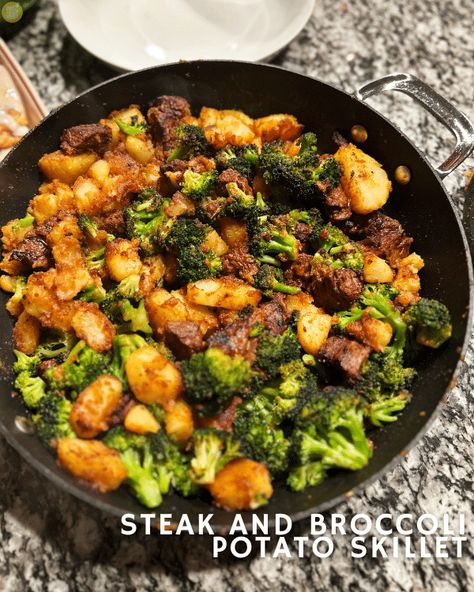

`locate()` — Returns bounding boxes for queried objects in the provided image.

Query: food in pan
[0,96,452,511]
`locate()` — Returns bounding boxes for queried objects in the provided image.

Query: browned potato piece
[253,113,303,143]
[124,404,160,435]
[199,107,255,149]
[39,150,98,185]
[208,459,273,510]
[28,181,76,224]
[335,143,391,214]
[72,176,103,215]
[165,399,194,443]
[105,238,143,281]
[71,303,116,352]
[218,217,248,247]
[346,312,393,352]
[186,278,261,310]
[297,305,333,355]
[70,375,123,438]
[125,135,155,164]
[393,253,424,307]
[363,252,394,283]
[284,292,314,313]
[57,438,127,493]
[13,311,40,354]
[202,229,228,257]
[125,345,183,407]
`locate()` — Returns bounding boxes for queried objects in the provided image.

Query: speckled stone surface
[2,1,474,590]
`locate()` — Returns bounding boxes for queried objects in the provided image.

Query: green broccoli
[6,276,26,312]
[180,169,218,200]
[255,326,302,379]
[33,393,75,446]
[365,391,411,427]
[78,283,107,303]
[403,298,452,349]
[313,224,364,271]
[167,124,212,161]
[189,428,241,484]
[14,371,47,409]
[116,274,142,300]
[114,116,147,136]
[11,213,35,233]
[85,245,106,273]
[109,333,148,387]
[254,264,300,297]
[165,218,222,285]
[13,334,76,375]
[150,431,198,497]
[121,299,153,334]
[248,214,299,265]
[287,461,327,492]
[181,347,253,416]
[215,144,259,179]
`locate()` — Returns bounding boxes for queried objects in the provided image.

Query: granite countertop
[2,0,474,590]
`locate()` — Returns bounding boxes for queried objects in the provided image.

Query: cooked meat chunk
[293,222,313,246]
[325,185,352,222]
[259,295,289,335]
[318,336,371,381]
[218,168,253,194]
[360,212,413,266]
[93,210,125,236]
[147,95,191,150]
[60,124,112,156]
[10,237,51,270]
[311,265,363,313]
[284,253,313,289]
[207,308,263,362]
[222,245,259,285]
[164,320,205,359]
[199,396,242,432]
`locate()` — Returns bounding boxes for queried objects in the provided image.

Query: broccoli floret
[14,371,47,409]
[180,169,218,200]
[311,157,342,190]
[124,188,174,254]
[166,218,222,284]
[109,333,147,387]
[86,246,106,273]
[114,117,148,136]
[116,274,142,300]
[6,276,26,312]
[189,428,241,485]
[13,334,76,375]
[78,283,107,303]
[121,299,153,334]
[33,393,75,446]
[44,340,109,398]
[181,347,253,416]
[403,298,452,349]
[255,326,302,379]
[167,124,212,161]
[11,213,35,233]
[287,461,327,492]
[104,427,167,508]
[291,387,372,479]
[248,214,299,265]
[365,391,411,427]
[215,144,259,179]
[254,264,300,297]
[313,224,364,271]
[224,183,268,219]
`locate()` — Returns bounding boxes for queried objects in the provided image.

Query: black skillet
[0,62,473,531]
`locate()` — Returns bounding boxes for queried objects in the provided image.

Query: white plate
[59,0,315,71]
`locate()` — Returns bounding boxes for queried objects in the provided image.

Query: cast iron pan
[0,62,473,530]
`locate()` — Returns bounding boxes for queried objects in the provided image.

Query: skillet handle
[355,73,474,178]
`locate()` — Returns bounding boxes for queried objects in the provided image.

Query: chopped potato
[202,229,228,257]
[13,311,40,354]
[335,143,391,214]
[199,107,255,149]
[363,252,394,284]
[70,375,122,438]
[87,159,110,184]
[28,180,75,224]
[218,217,248,247]
[208,459,273,510]
[394,252,425,306]
[71,303,115,352]
[165,399,194,443]
[124,404,160,435]
[347,312,393,352]
[73,176,103,215]
[297,305,333,355]
[39,150,98,185]
[125,135,155,165]
[284,292,314,313]
[125,345,183,407]
[253,113,303,143]
[186,278,261,310]
[57,438,127,493]
[105,238,143,281]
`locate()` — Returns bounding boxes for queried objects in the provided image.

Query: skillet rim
[0,59,472,530]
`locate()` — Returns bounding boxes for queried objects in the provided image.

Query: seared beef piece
[284,253,313,289]
[260,294,289,335]
[164,321,205,359]
[60,124,112,156]
[311,265,363,313]
[325,185,352,222]
[93,210,125,236]
[35,217,60,238]
[294,222,313,247]
[147,95,191,150]
[108,396,134,428]
[218,168,253,194]
[198,396,242,432]
[207,308,264,362]
[222,245,259,285]
[318,336,371,381]
[10,237,51,270]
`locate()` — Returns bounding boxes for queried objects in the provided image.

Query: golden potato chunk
[363,252,394,284]
[124,404,160,435]
[346,312,393,352]
[125,345,183,407]
[165,399,194,443]
[105,238,143,281]
[284,292,314,313]
[39,150,98,185]
[335,143,391,214]
[297,305,333,355]
[28,181,75,224]
[70,375,123,438]
[253,113,303,143]
[71,303,115,352]
[202,229,229,257]
[57,438,127,493]
[13,311,41,354]
[208,459,273,510]
[199,107,255,149]
[186,278,261,310]
[393,252,425,307]
[125,135,155,165]
[218,217,248,247]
